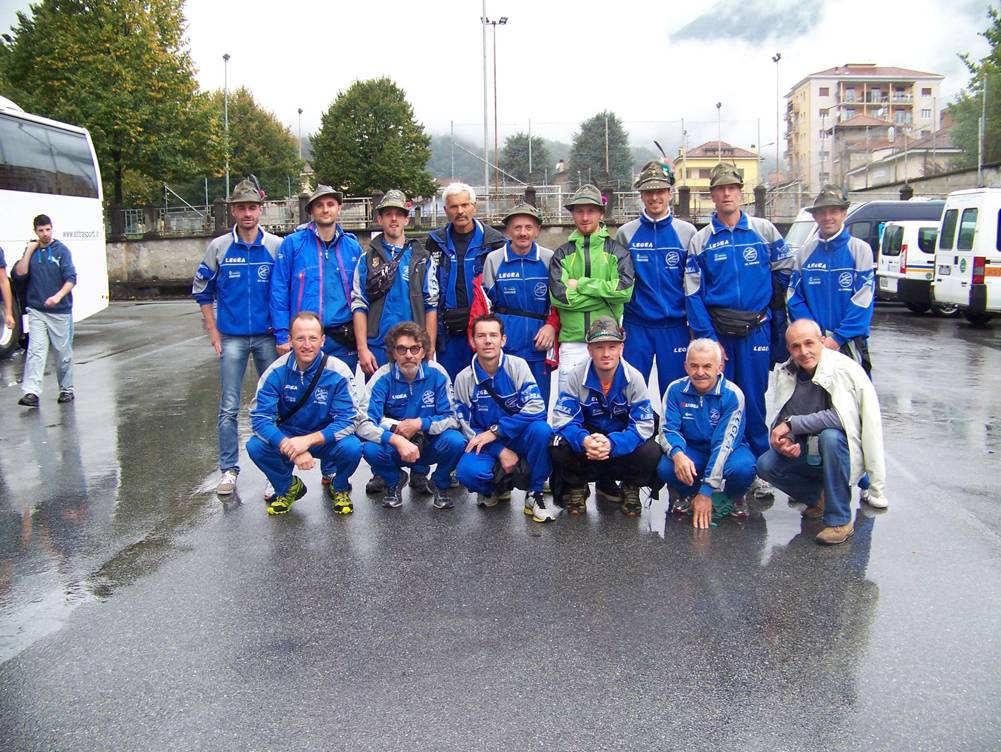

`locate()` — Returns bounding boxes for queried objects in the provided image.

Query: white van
[877,221,958,315]
[932,188,1001,325]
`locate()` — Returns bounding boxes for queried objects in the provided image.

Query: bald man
[757,319,888,546]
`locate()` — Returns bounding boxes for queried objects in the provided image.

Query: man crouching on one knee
[756,319,888,545]
[657,339,757,529]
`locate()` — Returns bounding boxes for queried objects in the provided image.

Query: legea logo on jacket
[314,388,329,405]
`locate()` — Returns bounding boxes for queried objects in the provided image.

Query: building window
[819,87,830,97]
[844,108,856,118]
[894,111,912,125]
[921,87,932,96]
[844,88,856,102]
[819,108,829,117]
[921,108,932,119]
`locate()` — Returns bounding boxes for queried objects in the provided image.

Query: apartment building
[785,63,944,193]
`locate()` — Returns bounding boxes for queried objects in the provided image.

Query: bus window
[0,114,98,198]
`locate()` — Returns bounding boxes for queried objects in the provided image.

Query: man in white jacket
[757,319,887,545]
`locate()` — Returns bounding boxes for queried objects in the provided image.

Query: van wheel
[0,296,23,359]
[904,302,930,314]
[963,312,993,326]
[931,303,961,318]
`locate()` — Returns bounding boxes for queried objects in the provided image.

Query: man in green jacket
[549,184,635,396]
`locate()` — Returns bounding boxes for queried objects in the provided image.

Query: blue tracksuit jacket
[469,242,553,362]
[356,360,458,444]
[16,239,77,314]
[551,358,657,457]
[270,223,363,346]
[192,226,282,336]
[426,219,506,312]
[661,374,749,496]
[250,351,360,449]
[685,212,794,340]
[617,212,697,325]
[786,225,875,345]
[452,352,547,439]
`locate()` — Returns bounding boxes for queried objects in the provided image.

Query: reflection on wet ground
[0,302,1000,750]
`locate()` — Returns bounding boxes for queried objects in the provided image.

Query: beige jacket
[771,348,887,503]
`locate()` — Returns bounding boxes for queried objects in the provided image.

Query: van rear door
[877,224,903,299]
[933,205,977,305]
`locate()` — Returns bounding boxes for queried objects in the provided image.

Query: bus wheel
[0,297,23,359]
[904,302,930,314]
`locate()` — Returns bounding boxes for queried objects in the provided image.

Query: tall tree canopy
[501,133,551,185]
[0,0,219,205]
[312,77,436,198]
[948,6,1001,167]
[568,111,633,188]
[207,87,301,200]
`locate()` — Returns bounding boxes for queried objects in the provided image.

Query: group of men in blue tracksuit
[192,167,877,538]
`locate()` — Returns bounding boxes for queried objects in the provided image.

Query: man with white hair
[424,182,506,380]
[657,338,757,529]
[757,319,888,546]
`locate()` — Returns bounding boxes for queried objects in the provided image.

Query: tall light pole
[481,3,489,214]
[772,52,782,181]
[715,102,722,160]
[297,107,303,160]
[223,52,230,200]
[483,15,507,201]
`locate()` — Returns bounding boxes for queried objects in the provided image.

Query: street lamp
[772,52,782,181]
[715,102,722,160]
[223,52,230,201]
[482,14,508,202]
[297,107,303,160]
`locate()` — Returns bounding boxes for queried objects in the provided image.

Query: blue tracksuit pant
[657,444,757,498]
[720,325,771,458]
[456,420,552,494]
[247,434,363,494]
[623,318,690,400]
[362,429,466,488]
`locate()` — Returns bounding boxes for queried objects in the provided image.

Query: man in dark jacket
[424,182,505,380]
[13,214,76,408]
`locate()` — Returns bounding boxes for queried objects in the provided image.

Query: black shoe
[57,391,74,403]
[366,475,387,494]
[18,393,39,407]
[409,472,431,495]
[595,479,623,504]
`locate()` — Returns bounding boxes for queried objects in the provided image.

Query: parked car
[932,187,1001,325]
[877,220,959,316]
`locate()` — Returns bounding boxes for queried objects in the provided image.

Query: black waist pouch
[708,307,767,338]
[442,306,470,335]
[323,322,357,350]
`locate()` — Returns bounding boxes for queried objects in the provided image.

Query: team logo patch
[838,272,853,289]
[314,387,329,405]
[666,251,681,266]
[421,389,435,408]
[534,282,548,299]
[372,256,381,268]
[743,247,758,263]
[257,264,271,280]
[709,408,721,427]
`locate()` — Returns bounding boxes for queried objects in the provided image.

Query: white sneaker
[750,477,775,500]
[263,481,276,502]
[529,492,557,523]
[861,490,889,509]
[217,469,238,496]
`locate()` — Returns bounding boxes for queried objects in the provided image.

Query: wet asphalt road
[0,301,1000,751]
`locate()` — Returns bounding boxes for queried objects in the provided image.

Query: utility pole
[716,103,722,160]
[223,52,230,201]
[481,3,489,214]
[773,52,782,180]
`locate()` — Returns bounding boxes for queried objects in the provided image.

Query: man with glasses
[357,321,465,510]
[247,312,363,516]
[193,178,283,496]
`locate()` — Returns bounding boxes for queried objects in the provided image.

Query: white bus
[0,96,109,357]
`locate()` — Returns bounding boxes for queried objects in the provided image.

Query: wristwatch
[489,424,500,437]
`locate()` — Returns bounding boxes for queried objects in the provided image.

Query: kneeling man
[757,319,888,545]
[358,321,465,510]
[247,312,363,515]
[454,314,556,523]
[658,339,757,528]
[550,316,660,516]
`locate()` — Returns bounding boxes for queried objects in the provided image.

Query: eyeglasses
[393,344,424,356]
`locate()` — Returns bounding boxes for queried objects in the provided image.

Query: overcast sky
[0,0,992,157]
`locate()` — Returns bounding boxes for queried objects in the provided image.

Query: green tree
[501,133,550,185]
[568,111,633,188]
[207,87,302,200]
[0,0,219,205]
[948,6,1001,167]
[312,77,436,198]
